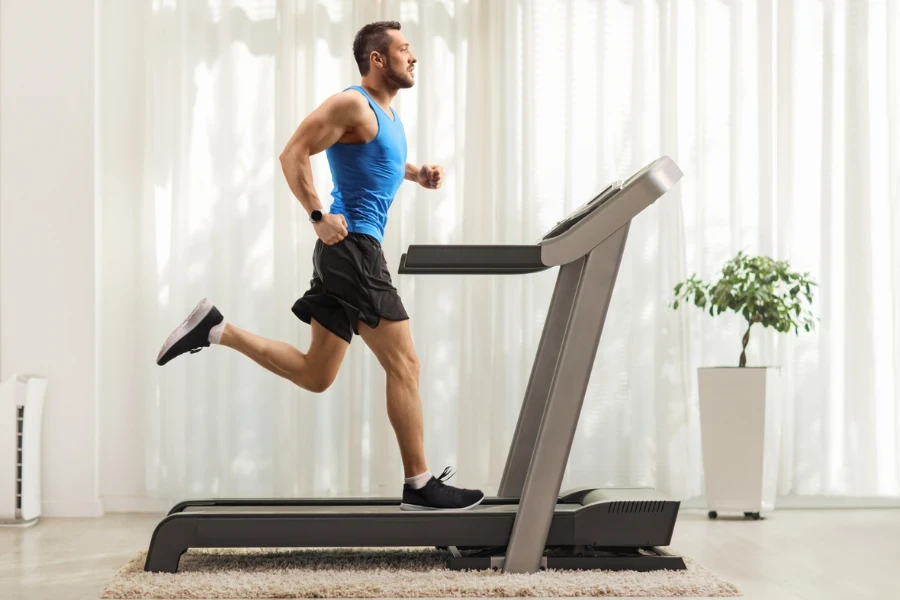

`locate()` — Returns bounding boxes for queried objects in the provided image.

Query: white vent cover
[0,375,47,525]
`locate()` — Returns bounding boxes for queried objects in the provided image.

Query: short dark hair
[353,21,401,76]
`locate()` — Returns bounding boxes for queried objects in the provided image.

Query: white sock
[405,470,432,490]
[208,320,227,344]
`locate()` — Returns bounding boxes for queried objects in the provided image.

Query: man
[156,21,484,511]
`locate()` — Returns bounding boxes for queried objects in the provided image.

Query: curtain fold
[98,0,900,506]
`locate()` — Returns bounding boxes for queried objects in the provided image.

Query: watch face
[311,210,322,221]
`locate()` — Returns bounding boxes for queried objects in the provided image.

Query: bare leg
[358,319,428,477]
[220,319,349,393]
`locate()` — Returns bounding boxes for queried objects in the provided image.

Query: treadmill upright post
[497,257,584,497]
[503,225,630,573]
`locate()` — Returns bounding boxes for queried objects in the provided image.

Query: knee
[298,370,337,394]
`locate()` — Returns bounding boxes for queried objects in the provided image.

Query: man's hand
[417,164,444,189]
[313,213,348,245]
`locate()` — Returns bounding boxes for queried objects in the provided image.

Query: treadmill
[144,155,685,574]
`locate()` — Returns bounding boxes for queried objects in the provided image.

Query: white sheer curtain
[97,0,900,507]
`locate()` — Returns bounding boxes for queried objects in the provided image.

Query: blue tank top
[325,85,408,244]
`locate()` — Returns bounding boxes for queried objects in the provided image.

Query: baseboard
[681,495,900,510]
[41,499,105,517]
[772,495,900,509]
[102,495,170,514]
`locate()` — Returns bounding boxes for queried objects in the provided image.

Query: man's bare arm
[279,93,363,215]
[404,162,420,182]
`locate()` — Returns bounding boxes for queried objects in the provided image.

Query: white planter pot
[698,367,782,518]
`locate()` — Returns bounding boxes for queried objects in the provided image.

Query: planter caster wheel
[749,512,761,520]
[708,511,718,519]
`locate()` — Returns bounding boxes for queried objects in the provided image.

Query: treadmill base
[447,545,686,572]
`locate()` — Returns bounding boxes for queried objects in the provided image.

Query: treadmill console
[541,180,623,241]
[623,160,656,187]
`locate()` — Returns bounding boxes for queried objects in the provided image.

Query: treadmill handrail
[399,244,548,275]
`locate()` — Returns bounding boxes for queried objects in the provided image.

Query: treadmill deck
[181,504,575,514]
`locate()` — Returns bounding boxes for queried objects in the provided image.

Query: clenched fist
[417,164,444,189]
[314,213,348,245]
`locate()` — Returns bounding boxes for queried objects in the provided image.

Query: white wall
[0,0,101,517]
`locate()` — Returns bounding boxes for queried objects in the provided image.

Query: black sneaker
[400,467,485,511]
[156,298,224,366]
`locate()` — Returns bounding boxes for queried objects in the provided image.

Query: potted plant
[672,251,816,519]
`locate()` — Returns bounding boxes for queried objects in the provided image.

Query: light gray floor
[0,508,897,600]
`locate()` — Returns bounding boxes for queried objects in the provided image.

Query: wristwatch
[309,209,324,224]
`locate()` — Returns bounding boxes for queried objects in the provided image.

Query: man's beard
[384,61,414,89]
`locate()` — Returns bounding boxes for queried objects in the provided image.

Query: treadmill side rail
[167,495,536,515]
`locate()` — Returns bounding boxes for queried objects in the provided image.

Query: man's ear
[370,51,384,70]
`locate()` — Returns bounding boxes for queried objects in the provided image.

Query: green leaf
[670,252,817,344]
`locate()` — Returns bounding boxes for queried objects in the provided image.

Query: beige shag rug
[100,547,741,598]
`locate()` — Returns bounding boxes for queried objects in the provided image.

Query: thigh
[306,318,351,379]
[357,318,417,372]
[314,236,367,295]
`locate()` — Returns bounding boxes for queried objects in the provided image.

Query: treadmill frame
[143,157,685,574]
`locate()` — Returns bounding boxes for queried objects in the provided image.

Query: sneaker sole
[398,496,485,512]
[156,298,214,364]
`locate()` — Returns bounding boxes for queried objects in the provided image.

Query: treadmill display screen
[588,183,615,204]
[541,182,622,240]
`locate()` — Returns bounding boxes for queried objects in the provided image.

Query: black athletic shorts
[291,232,409,343]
